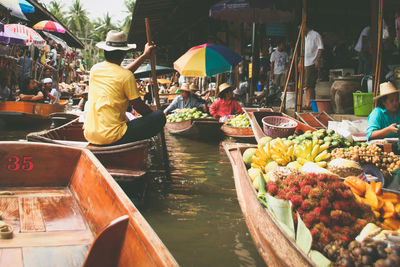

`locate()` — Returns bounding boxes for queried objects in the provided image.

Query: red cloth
[209,99,243,118]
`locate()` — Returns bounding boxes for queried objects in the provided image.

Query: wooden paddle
[145,18,169,170]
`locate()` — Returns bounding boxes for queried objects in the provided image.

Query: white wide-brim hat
[96,30,136,51]
[374,82,400,101]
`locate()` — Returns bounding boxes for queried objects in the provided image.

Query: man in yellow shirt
[84,30,165,145]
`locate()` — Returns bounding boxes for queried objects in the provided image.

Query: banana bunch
[294,139,331,167]
[265,138,295,166]
[251,144,270,169]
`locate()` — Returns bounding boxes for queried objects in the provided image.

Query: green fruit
[331,141,339,147]
[327,129,335,135]
[323,137,332,142]
[243,148,257,167]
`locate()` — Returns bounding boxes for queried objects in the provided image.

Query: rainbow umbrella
[33,20,66,34]
[174,43,242,77]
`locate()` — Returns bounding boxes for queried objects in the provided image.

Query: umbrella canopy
[18,0,34,13]
[0,25,28,46]
[134,64,175,78]
[209,0,294,24]
[0,22,3,32]
[174,43,242,77]
[5,24,46,48]
[0,0,27,20]
[42,31,69,49]
[33,20,66,34]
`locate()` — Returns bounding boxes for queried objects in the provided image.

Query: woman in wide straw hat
[163,82,207,114]
[84,30,166,146]
[209,83,243,121]
[367,82,400,140]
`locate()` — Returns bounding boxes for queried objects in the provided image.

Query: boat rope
[0,212,13,239]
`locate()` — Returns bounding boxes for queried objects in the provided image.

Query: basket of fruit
[262,116,298,138]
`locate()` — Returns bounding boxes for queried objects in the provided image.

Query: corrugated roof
[128,0,220,49]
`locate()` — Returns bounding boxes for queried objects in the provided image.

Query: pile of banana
[294,140,331,167]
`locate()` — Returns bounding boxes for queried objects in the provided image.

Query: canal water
[1,123,264,267]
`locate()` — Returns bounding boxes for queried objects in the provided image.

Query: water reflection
[136,132,265,267]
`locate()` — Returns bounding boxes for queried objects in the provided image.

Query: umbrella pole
[280,24,303,113]
[145,18,169,171]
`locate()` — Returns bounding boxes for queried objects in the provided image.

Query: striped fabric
[5,24,46,47]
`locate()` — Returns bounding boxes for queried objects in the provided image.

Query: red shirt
[209,99,244,118]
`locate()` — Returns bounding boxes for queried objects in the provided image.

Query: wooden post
[373,0,383,105]
[280,24,303,113]
[145,18,169,170]
[296,0,307,113]
[216,74,221,96]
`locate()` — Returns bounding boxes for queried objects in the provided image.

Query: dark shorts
[305,65,318,89]
[273,74,285,88]
[110,110,166,146]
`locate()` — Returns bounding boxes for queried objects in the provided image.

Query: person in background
[233,75,248,104]
[270,41,289,92]
[43,78,60,104]
[209,83,243,121]
[0,72,10,101]
[164,83,207,114]
[19,77,43,102]
[17,51,33,78]
[302,23,324,109]
[354,26,371,75]
[367,82,400,140]
[396,10,400,48]
[84,30,163,146]
[168,82,179,93]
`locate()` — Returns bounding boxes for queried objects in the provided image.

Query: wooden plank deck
[0,188,93,267]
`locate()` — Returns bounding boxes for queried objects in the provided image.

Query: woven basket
[262,116,298,139]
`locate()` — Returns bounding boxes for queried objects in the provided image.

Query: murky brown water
[0,122,265,267]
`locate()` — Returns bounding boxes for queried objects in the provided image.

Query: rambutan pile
[265,173,376,250]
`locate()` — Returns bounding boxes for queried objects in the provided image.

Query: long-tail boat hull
[223,142,316,266]
[0,142,178,266]
[0,101,66,127]
[165,119,223,139]
[221,124,255,143]
[26,119,150,183]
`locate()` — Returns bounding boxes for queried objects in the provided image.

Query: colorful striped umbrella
[0,25,28,46]
[5,24,46,47]
[33,20,66,34]
[174,43,242,77]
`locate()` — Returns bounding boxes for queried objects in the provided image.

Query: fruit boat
[0,141,178,266]
[224,142,316,266]
[165,118,223,139]
[221,124,255,142]
[245,108,316,142]
[0,101,67,127]
[295,112,335,129]
[27,118,150,183]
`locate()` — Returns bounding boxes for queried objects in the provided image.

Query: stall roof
[24,0,84,48]
[128,0,220,49]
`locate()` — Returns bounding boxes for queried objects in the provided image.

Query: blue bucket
[311,100,318,112]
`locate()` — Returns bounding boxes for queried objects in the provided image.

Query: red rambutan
[320,215,330,225]
[303,212,317,226]
[319,198,331,210]
[290,195,303,207]
[308,188,322,200]
[341,235,350,243]
[266,182,278,195]
[300,185,312,197]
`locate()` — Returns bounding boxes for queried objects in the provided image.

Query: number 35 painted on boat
[7,156,34,171]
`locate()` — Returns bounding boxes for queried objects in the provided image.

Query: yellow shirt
[84,61,139,145]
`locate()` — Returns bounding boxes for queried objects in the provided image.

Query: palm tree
[121,0,135,34]
[92,13,117,42]
[67,0,89,37]
[48,1,66,25]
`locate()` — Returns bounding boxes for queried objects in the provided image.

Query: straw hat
[96,30,136,51]
[374,82,400,101]
[176,83,190,93]
[218,83,233,97]
[189,83,199,91]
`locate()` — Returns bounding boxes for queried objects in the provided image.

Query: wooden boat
[50,112,79,128]
[221,124,255,143]
[165,118,223,139]
[0,142,178,266]
[223,142,315,266]
[245,108,316,142]
[0,101,67,127]
[27,118,150,182]
[295,111,335,129]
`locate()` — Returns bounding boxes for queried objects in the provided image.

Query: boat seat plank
[83,215,129,267]
[55,140,89,148]
[19,198,45,232]
[23,245,89,267]
[38,196,87,232]
[0,187,70,197]
[0,248,23,267]
[107,169,146,178]
[0,230,93,248]
[0,197,20,233]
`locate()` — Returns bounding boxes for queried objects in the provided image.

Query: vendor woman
[367,82,400,140]
[209,83,243,120]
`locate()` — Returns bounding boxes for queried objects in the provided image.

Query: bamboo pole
[145,18,169,170]
[280,24,303,113]
[373,0,383,106]
[296,0,307,113]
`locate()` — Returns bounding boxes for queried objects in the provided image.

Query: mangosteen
[377,247,387,258]
[362,255,373,265]
[352,248,363,257]
[340,257,355,267]
[366,246,378,259]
